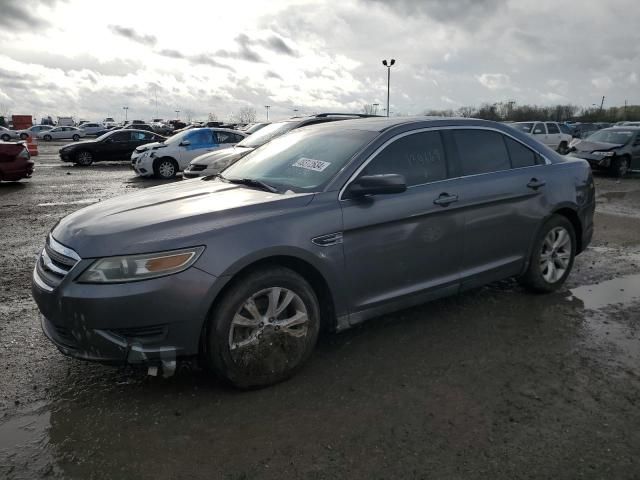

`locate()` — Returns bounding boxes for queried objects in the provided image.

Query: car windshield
[512,123,534,133]
[586,129,635,144]
[164,129,200,145]
[236,122,297,148]
[221,128,377,193]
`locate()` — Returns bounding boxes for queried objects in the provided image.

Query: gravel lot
[1,141,640,479]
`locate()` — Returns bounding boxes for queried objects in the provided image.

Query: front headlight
[592,151,614,157]
[77,247,204,283]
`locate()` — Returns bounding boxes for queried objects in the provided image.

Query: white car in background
[80,122,105,136]
[511,121,573,154]
[16,125,54,140]
[131,127,246,179]
[37,126,86,142]
[103,117,118,127]
[0,126,20,141]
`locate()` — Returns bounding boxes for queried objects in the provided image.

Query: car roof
[292,116,541,134]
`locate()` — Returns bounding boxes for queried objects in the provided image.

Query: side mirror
[346,174,407,198]
[180,140,191,147]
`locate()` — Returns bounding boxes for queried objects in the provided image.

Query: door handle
[527,178,546,190]
[433,193,459,207]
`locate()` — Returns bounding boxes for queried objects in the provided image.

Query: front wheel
[154,158,178,179]
[557,142,569,155]
[610,156,630,178]
[20,133,28,140]
[72,134,80,141]
[519,215,576,293]
[75,151,93,166]
[43,134,52,142]
[1,134,10,141]
[204,267,321,388]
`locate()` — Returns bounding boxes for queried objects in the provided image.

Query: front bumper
[568,152,612,169]
[131,152,153,176]
[32,259,224,364]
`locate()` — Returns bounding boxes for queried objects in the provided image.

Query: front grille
[34,235,81,291]
[190,165,206,172]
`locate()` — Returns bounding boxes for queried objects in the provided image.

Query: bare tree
[184,109,194,123]
[237,107,257,124]
[362,104,377,115]
[456,106,476,118]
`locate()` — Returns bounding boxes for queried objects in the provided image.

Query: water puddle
[37,198,99,207]
[569,273,640,310]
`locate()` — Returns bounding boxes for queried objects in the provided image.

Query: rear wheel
[19,133,28,140]
[72,134,80,141]
[204,267,321,389]
[154,157,178,179]
[43,134,52,142]
[519,215,576,293]
[75,151,93,166]
[1,134,10,141]
[610,156,630,178]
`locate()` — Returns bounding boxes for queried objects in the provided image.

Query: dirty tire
[557,142,569,155]
[610,156,630,178]
[1,134,10,141]
[43,134,52,141]
[154,158,177,179]
[75,151,93,166]
[205,267,320,389]
[519,215,576,293]
[72,134,80,141]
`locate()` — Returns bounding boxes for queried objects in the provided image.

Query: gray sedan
[32,117,595,388]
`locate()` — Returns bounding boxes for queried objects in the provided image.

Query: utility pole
[624,99,628,120]
[599,96,605,112]
[372,103,379,115]
[265,105,271,121]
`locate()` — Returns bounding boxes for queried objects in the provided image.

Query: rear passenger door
[446,129,548,289]
[545,122,561,149]
[340,130,465,315]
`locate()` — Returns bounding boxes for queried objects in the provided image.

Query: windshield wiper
[226,177,280,193]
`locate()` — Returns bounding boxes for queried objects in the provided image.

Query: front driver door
[340,130,464,319]
[176,129,217,169]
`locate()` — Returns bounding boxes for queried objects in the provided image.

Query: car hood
[135,142,166,153]
[190,146,254,166]
[52,179,313,258]
[60,139,98,150]
[573,140,623,152]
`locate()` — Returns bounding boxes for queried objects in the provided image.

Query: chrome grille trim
[41,249,69,276]
[48,234,81,262]
[33,266,54,292]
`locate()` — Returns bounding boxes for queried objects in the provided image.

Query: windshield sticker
[292,157,331,172]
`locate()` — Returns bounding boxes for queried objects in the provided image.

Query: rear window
[505,137,539,168]
[452,130,511,176]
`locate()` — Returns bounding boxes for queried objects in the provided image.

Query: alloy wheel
[158,161,176,178]
[539,226,572,283]
[228,287,310,373]
[77,151,92,166]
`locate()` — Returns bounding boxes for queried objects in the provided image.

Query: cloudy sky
[0,0,638,122]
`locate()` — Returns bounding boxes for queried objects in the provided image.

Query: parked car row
[568,126,640,177]
[510,122,573,154]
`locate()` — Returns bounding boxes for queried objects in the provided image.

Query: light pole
[372,103,379,116]
[123,106,128,122]
[265,105,271,121]
[175,110,180,120]
[382,59,395,117]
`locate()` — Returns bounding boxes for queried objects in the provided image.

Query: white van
[131,128,246,179]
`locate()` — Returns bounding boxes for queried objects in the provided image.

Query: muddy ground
[1,141,639,479]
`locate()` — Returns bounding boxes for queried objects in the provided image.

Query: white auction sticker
[292,157,331,172]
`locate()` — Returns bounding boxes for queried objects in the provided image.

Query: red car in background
[0,141,34,181]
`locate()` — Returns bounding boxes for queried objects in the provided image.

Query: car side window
[546,123,560,134]
[362,131,447,186]
[131,132,146,141]
[216,132,234,143]
[187,130,214,146]
[233,134,245,143]
[452,129,511,176]
[504,136,540,168]
[533,123,546,135]
[111,132,130,142]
